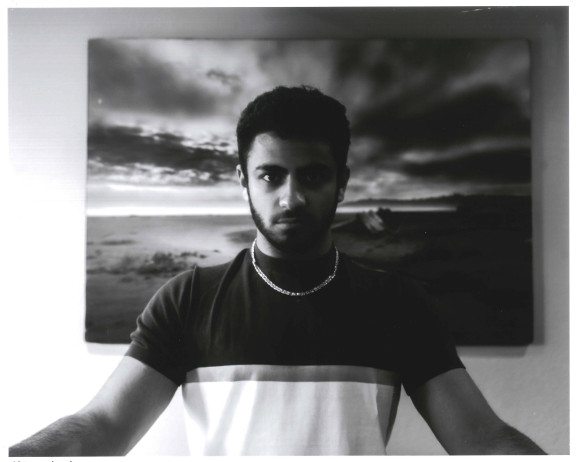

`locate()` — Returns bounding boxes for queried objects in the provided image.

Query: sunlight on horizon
[86,203,456,217]
[87,205,251,217]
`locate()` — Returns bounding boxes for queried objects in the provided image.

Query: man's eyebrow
[297,162,333,171]
[254,164,287,171]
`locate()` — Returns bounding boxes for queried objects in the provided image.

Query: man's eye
[301,171,327,186]
[304,173,321,182]
[261,173,280,183]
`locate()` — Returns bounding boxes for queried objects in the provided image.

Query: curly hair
[236,86,350,180]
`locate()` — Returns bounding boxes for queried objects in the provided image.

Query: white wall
[5,8,568,456]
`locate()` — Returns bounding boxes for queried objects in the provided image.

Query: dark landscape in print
[85,39,532,345]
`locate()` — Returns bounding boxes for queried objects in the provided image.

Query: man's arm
[410,368,545,455]
[9,356,178,456]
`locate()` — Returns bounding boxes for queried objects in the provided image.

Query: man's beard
[247,194,338,255]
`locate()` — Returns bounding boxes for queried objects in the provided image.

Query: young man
[10,86,545,456]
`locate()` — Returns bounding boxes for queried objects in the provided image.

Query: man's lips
[274,215,309,225]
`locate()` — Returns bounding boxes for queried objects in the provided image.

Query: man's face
[237,132,348,255]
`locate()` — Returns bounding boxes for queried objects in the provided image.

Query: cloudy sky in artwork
[86,39,530,215]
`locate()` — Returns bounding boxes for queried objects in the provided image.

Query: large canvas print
[86,39,532,345]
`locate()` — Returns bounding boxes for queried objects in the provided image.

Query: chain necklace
[250,240,339,297]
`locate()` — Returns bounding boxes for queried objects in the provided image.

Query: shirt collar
[253,243,338,291]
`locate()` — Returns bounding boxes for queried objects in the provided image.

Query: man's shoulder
[196,248,249,278]
[160,248,249,291]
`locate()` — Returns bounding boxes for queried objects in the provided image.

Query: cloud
[399,147,531,184]
[330,39,528,112]
[88,124,238,185]
[350,135,530,193]
[352,83,529,154]
[255,39,531,200]
[88,40,242,121]
[323,40,529,159]
[206,69,242,91]
[87,38,531,204]
[87,159,226,186]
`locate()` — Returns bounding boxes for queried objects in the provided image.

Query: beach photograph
[86,39,532,345]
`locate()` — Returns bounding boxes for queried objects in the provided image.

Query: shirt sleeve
[393,275,464,395]
[125,268,197,385]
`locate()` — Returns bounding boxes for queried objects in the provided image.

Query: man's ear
[236,164,247,187]
[337,166,351,203]
[236,165,249,201]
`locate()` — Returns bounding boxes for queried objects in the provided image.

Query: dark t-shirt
[126,246,463,455]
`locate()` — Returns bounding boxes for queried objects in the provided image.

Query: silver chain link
[250,240,339,297]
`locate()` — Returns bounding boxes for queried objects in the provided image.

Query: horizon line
[86,203,457,217]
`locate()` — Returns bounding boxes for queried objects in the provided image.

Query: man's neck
[255,233,334,260]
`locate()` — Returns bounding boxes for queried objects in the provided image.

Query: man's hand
[9,356,178,456]
[411,368,545,455]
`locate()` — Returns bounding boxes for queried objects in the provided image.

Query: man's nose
[279,177,306,210]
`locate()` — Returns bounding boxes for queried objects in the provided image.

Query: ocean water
[87,214,256,269]
[85,210,533,345]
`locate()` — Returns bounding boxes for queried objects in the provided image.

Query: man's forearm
[9,412,119,457]
[477,422,546,455]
